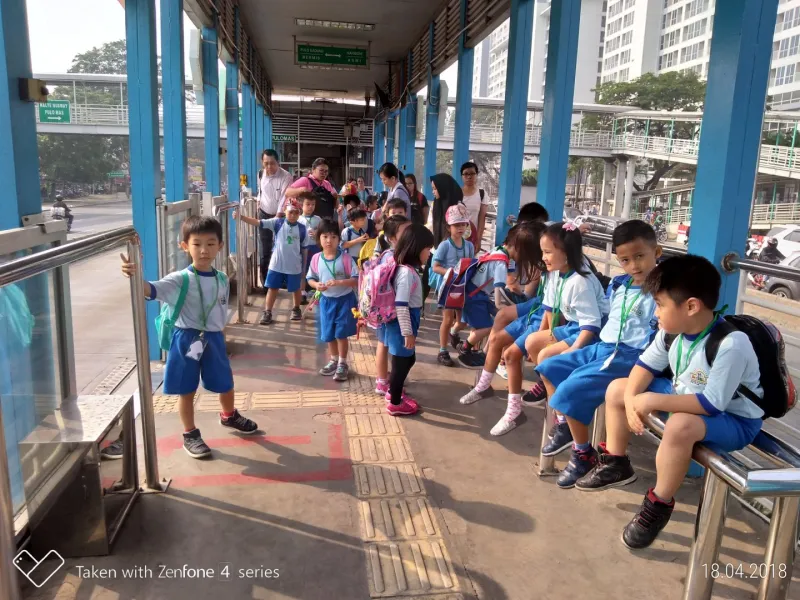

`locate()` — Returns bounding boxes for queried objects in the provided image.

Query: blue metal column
[495,0,536,244]
[398,102,408,171]
[0,0,40,230]
[160,0,187,202]
[249,86,257,184]
[452,0,474,180]
[402,51,417,173]
[256,103,264,159]
[242,82,253,190]
[225,58,240,250]
[690,0,778,309]
[423,22,439,200]
[266,110,273,150]
[386,113,396,165]
[536,0,580,224]
[126,0,161,358]
[201,25,221,196]
[374,121,386,190]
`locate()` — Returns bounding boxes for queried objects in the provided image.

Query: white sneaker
[459,387,494,405]
[497,363,508,380]
[490,415,519,436]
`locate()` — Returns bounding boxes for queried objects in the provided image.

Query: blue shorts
[163,328,234,395]
[461,284,496,330]
[516,297,540,319]
[552,320,581,346]
[505,312,545,356]
[319,293,358,342]
[266,270,302,292]
[376,307,421,357]
[647,378,763,452]
[539,342,641,425]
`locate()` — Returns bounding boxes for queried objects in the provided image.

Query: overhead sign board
[273,134,297,143]
[39,100,71,124]
[295,42,369,69]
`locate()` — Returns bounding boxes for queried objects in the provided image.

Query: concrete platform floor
[20,293,800,600]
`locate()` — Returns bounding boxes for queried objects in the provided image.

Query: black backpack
[308,178,337,219]
[585,256,612,291]
[664,315,797,419]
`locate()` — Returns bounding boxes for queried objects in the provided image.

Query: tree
[68,40,127,74]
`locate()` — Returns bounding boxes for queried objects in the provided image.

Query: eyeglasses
[462,172,477,177]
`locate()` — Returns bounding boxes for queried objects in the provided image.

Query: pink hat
[446,204,470,225]
[284,199,301,213]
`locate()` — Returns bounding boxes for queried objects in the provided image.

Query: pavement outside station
[22,280,800,599]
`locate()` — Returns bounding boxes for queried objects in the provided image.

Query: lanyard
[550,270,572,329]
[673,319,717,384]
[193,270,220,331]
[524,276,546,325]
[449,237,466,259]
[614,279,642,348]
[321,253,339,280]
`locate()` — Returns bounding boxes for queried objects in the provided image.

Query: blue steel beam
[266,110,273,150]
[160,0,187,202]
[201,25,221,196]
[495,0,536,244]
[452,0,474,181]
[423,22,438,200]
[125,0,161,358]
[242,82,253,189]
[689,0,778,309]
[386,113,396,165]
[225,60,239,249]
[398,99,407,170]
[0,0,40,230]
[249,86,257,184]
[402,50,417,173]
[374,121,386,190]
[537,0,581,223]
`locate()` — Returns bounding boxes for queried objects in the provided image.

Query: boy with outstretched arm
[121,216,258,459]
[576,255,764,550]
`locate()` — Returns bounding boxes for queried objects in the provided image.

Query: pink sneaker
[375,380,389,396]
[385,396,420,416]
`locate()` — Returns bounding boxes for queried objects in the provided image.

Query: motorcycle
[50,204,74,232]
[745,237,762,259]
[654,223,668,243]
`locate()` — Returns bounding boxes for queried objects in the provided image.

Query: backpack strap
[298,222,307,245]
[172,271,190,321]
[479,189,485,201]
[341,252,355,278]
[311,252,321,275]
[274,218,283,237]
[607,274,630,299]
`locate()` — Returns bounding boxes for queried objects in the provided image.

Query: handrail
[723,253,800,282]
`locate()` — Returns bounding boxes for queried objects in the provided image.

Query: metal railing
[34,103,206,129]
[0,227,163,600]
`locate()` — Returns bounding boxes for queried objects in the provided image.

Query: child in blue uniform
[536,220,660,487]
[341,209,371,260]
[377,222,435,416]
[576,255,764,550]
[489,222,608,436]
[298,192,322,304]
[237,199,307,324]
[307,218,359,382]
[121,216,258,459]
[431,204,475,367]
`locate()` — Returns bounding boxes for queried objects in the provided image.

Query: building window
[622,30,633,46]
[608,18,622,35]
[605,36,621,53]
[625,0,636,8]
[684,0,710,19]
[662,7,683,28]
[620,49,631,64]
[604,54,621,70]
[619,67,630,81]
[623,12,634,28]
[660,29,680,50]
[777,8,800,32]
[663,0,680,6]
[680,41,705,63]
[658,50,678,69]
[774,63,797,86]
[609,0,623,18]
[683,18,707,41]
[774,34,800,59]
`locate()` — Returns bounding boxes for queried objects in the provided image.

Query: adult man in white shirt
[460,161,490,253]
[257,149,294,283]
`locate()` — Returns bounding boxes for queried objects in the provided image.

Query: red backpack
[436,252,510,311]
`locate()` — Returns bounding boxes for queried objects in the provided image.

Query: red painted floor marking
[168,424,352,487]
[157,434,311,456]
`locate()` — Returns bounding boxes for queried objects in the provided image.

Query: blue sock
[574,441,592,453]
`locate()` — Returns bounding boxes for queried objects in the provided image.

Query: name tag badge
[186,336,207,361]
[287,235,294,245]
[599,350,617,371]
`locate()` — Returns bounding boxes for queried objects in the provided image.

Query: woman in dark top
[404,173,430,225]
[430,173,464,248]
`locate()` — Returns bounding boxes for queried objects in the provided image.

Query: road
[67,203,133,240]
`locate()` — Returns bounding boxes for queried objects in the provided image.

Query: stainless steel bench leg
[537,401,558,477]
[122,401,138,491]
[591,404,606,449]
[757,496,799,600]
[683,471,729,600]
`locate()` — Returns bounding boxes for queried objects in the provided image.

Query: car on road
[766,252,800,300]
[764,225,800,258]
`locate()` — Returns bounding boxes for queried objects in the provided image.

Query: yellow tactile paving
[250,391,300,409]
[359,498,442,541]
[350,437,414,464]
[195,392,248,411]
[366,540,460,597]
[299,390,343,407]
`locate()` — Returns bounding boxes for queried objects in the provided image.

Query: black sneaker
[220,409,258,434]
[449,331,461,350]
[557,447,598,489]
[290,307,302,321]
[522,382,548,406]
[438,350,455,367]
[259,310,273,325]
[100,438,124,460]
[301,295,309,305]
[183,429,212,459]
[457,349,486,370]
[622,489,675,549]
[541,421,573,456]
[576,452,637,492]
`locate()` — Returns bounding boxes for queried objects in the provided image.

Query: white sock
[338,357,347,365]
[330,355,339,363]
[504,394,523,421]
[556,413,566,424]
[474,369,494,393]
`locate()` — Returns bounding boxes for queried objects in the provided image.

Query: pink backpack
[358,251,417,329]
[310,251,355,280]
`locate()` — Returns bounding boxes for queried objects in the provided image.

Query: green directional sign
[273,134,297,143]
[107,171,125,178]
[296,43,369,68]
[39,100,71,124]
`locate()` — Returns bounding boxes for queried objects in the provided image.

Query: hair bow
[562,221,577,232]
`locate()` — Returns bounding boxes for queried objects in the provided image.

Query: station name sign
[295,42,369,69]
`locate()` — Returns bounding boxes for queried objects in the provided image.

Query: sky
[27,0,195,73]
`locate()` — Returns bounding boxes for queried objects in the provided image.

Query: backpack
[586,256,612,291]
[664,315,797,420]
[274,219,307,246]
[437,252,511,310]
[155,271,190,351]
[358,237,379,268]
[310,251,355,281]
[358,252,417,328]
[309,178,337,219]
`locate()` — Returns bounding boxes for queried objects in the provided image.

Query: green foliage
[521,168,538,186]
[595,71,706,112]
[68,40,127,74]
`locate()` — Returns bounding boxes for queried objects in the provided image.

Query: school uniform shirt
[394,266,423,337]
[542,270,608,334]
[259,217,307,274]
[298,214,322,247]
[341,225,369,259]
[148,266,229,332]
[469,248,512,294]
[387,182,412,219]
[433,238,475,269]
[637,322,765,419]
[599,275,657,350]
[258,167,293,215]
[306,252,358,298]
